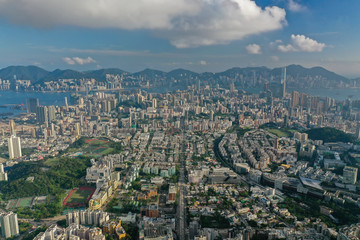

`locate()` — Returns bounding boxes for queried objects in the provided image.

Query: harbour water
[243,88,360,101]
[293,88,360,101]
[0,91,70,115]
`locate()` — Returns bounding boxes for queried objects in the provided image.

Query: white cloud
[73,57,96,65]
[288,0,306,12]
[0,0,286,48]
[63,57,96,65]
[271,56,279,61]
[269,40,283,48]
[278,44,297,52]
[63,57,75,65]
[278,34,326,52]
[246,44,262,54]
[200,60,207,66]
[69,49,151,56]
[168,0,286,48]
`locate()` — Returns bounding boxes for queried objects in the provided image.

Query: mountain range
[0,64,357,89]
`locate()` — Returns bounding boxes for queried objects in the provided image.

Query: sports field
[83,139,113,155]
[7,197,33,209]
[63,187,95,207]
[6,195,53,209]
[265,128,295,138]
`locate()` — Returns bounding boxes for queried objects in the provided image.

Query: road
[176,133,187,240]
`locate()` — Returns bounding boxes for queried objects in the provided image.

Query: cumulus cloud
[278,34,326,52]
[167,0,287,48]
[200,60,207,66]
[63,57,75,65]
[288,0,306,12]
[63,57,96,65]
[246,44,262,54]
[271,56,279,61]
[0,0,286,48]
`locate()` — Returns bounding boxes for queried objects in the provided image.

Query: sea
[0,87,359,116]
[0,91,70,116]
[289,88,360,101]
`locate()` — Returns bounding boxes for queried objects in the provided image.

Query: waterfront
[243,87,360,101]
[294,88,360,101]
[0,91,70,115]
[0,87,359,116]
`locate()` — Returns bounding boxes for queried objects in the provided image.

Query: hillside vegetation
[306,127,356,143]
[0,157,91,200]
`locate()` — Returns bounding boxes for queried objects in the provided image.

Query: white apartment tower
[356,122,360,140]
[8,135,22,159]
[152,98,157,108]
[0,212,19,238]
[343,166,358,184]
[0,163,7,181]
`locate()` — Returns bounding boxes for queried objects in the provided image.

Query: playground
[62,186,95,207]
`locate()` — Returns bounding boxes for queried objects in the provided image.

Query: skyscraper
[51,123,56,138]
[26,98,39,113]
[0,163,8,181]
[152,98,157,108]
[75,122,81,138]
[291,91,300,108]
[230,82,235,93]
[210,110,214,122]
[0,212,19,238]
[8,135,22,159]
[48,105,56,122]
[356,123,360,140]
[9,120,16,136]
[343,166,358,184]
[36,106,48,123]
[65,97,69,110]
[281,67,286,98]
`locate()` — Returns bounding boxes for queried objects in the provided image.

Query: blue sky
[0,0,359,77]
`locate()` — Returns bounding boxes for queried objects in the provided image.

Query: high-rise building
[66,210,109,227]
[356,123,360,140]
[51,123,56,138]
[26,98,39,113]
[265,89,273,107]
[300,92,308,108]
[172,95,177,107]
[31,128,37,138]
[230,82,235,93]
[281,67,287,98]
[343,166,358,184]
[291,91,300,108]
[105,125,110,136]
[75,123,81,138]
[65,97,68,110]
[0,163,8,181]
[0,212,19,238]
[152,98,157,108]
[9,120,16,136]
[8,135,22,159]
[48,105,56,122]
[36,106,48,123]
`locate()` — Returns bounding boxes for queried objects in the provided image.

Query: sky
[0,0,359,77]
